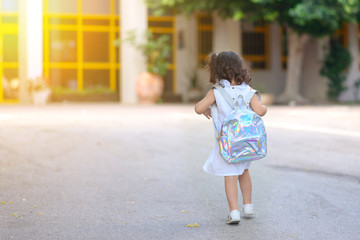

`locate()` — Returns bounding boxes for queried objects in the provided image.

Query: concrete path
[0,104,359,240]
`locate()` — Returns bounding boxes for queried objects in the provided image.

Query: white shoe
[226,210,241,224]
[242,204,255,217]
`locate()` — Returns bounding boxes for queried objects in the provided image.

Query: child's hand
[203,108,212,119]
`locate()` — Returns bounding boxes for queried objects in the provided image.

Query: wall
[341,24,360,102]
[18,0,43,103]
[301,37,328,102]
[120,0,147,103]
[251,23,286,95]
[198,15,242,94]
[212,14,241,54]
[175,15,197,102]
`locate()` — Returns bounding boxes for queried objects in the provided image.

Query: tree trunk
[277,28,310,104]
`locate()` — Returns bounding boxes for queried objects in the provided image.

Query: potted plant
[28,76,51,105]
[2,77,20,99]
[50,86,118,102]
[124,30,171,104]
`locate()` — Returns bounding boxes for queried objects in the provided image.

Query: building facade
[0,0,359,104]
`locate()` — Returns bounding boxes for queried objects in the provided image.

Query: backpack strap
[211,84,242,138]
[211,85,262,139]
[213,84,236,108]
[211,103,220,138]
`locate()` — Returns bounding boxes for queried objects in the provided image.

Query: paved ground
[0,104,359,240]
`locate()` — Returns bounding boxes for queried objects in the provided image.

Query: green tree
[320,37,352,101]
[255,0,358,103]
[147,0,360,103]
[124,30,171,77]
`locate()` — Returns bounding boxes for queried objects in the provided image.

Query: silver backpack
[211,84,267,163]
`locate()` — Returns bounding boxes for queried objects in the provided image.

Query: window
[281,27,287,70]
[197,13,213,67]
[148,10,176,93]
[43,0,120,93]
[336,24,348,47]
[0,0,19,102]
[241,21,269,70]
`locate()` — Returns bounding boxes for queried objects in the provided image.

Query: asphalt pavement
[0,104,359,240]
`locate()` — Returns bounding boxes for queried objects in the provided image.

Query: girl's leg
[238,169,252,204]
[224,176,239,211]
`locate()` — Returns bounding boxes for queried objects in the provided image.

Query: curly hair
[206,51,251,85]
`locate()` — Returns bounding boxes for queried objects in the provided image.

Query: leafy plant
[51,86,115,96]
[320,37,351,101]
[27,76,50,92]
[124,30,171,77]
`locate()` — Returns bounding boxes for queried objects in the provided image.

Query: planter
[51,92,119,102]
[135,72,164,104]
[32,89,51,105]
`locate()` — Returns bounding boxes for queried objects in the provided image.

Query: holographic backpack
[211,84,267,163]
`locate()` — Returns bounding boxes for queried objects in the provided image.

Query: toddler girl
[195,51,267,224]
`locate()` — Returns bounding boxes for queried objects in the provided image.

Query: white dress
[202,79,256,176]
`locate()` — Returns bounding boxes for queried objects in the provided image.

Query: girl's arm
[250,94,267,117]
[195,89,215,118]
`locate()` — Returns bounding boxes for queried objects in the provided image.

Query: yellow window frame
[280,27,287,70]
[242,24,270,70]
[336,25,348,48]
[0,8,19,103]
[43,0,120,92]
[197,13,213,67]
